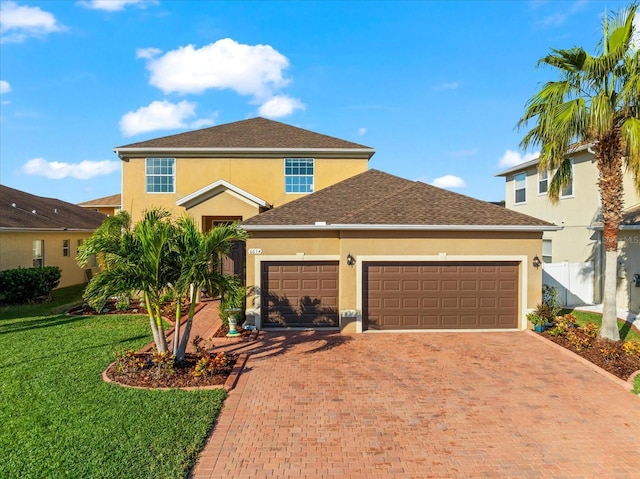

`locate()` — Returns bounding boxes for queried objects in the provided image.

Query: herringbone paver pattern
[191,331,640,478]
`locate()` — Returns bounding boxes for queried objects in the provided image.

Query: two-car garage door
[261,260,519,330]
[364,261,519,330]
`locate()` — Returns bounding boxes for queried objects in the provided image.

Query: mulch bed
[68,298,197,323]
[541,330,640,381]
[104,352,238,389]
[212,323,256,338]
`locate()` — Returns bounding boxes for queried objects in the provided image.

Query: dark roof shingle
[242,170,554,228]
[1,185,106,230]
[116,117,373,151]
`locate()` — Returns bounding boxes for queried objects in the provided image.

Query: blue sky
[0,0,635,205]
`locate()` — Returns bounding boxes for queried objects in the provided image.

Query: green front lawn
[0,285,225,479]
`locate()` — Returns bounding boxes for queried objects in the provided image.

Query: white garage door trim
[355,254,529,333]
[250,254,341,329]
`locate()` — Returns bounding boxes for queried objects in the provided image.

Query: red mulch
[541,330,640,381]
[68,298,192,323]
[105,352,238,389]
[212,323,256,338]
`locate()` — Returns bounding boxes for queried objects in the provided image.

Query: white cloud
[136,47,162,59]
[21,158,119,179]
[79,0,157,12]
[537,0,586,28]
[431,175,466,189]
[119,99,201,136]
[433,81,460,91]
[0,1,64,43]
[358,127,367,136]
[258,95,305,118]
[189,118,215,129]
[144,38,291,98]
[0,80,11,94]
[498,149,539,168]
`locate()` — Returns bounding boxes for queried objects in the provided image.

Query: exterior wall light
[532,255,541,268]
[346,253,355,266]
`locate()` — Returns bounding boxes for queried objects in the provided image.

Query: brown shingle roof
[0,185,106,230]
[77,193,121,207]
[115,117,373,151]
[242,170,554,228]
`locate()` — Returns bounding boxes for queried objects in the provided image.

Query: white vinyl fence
[542,261,594,306]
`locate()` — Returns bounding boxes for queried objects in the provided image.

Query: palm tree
[171,216,248,361]
[518,4,639,341]
[78,209,180,352]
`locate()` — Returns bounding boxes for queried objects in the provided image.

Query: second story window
[62,239,70,257]
[538,169,548,195]
[560,159,574,198]
[514,172,526,204]
[285,158,314,193]
[146,158,175,193]
[542,239,552,263]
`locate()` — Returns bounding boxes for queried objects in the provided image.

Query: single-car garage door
[261,261,339,328]
[364,261,519,330]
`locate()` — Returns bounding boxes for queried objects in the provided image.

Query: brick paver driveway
[191,331,640,478]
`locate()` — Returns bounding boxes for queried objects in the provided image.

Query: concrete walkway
[190,330,640,479]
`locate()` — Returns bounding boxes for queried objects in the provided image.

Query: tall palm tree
[171,216,248,361]
[78,208,180,352]
[519,4,639,341]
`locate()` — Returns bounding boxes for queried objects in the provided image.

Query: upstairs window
[146,158,175,193]
[285,158,314,193]
[514,172,526,204]
[560,159,574,198]
[538,169,548,195]
[62,239,70,257]
[33,240,44,268]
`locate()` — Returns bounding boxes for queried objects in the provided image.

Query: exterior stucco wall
[122,156,369,223]
[246,230,543,333]
[618,231,640,312]
[0,231,97,288]
[186,190,261,230]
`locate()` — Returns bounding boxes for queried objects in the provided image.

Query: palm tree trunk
[144,292,165,351]
[175,285,198,362]
[596,135,623,341]
[172,299,182,356]
[154,302,169,352]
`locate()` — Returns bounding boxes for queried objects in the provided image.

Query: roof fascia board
[176,179,269,209]
[0,228,98,232]
[494,143,594,177]
[589,225,640,230]
[242,224,561,232]
[114,147,375,161]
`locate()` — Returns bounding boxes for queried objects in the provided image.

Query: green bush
[0,266,61,304]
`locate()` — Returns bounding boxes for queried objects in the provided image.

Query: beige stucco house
[77,193,121,217]
[0,185,105,288]
[496,146,640,312]
[117,117,557,333]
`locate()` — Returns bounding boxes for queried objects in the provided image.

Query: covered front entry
[261,261,339,328]
[363,261,519,330]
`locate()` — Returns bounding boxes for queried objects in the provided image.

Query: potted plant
[527,311,546,333]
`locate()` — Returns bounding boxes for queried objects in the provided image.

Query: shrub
[193,352,232,378]
[542,284,562,318]
[581,322,599,338]
[622,341,640,357]
[0,266,61,304]
[151,350,175,377]
[114,349,148,374]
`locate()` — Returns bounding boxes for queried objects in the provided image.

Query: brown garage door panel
[364,261,519,330]
[261,261,339,328]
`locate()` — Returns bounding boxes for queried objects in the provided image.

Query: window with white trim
[514,172,526,204]
[560,159,574,198]
[62,239,70,257]
[146,158,175,193]
[538,169,548,195]
[33,240,44,268]
[542,239,552,263]
[284,158,314,193]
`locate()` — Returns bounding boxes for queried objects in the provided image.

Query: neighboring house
[114,117,374,276]
[0,185,106,288]
[77,193,121,216]
[242,169,557,333]
[496,145,640,311]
